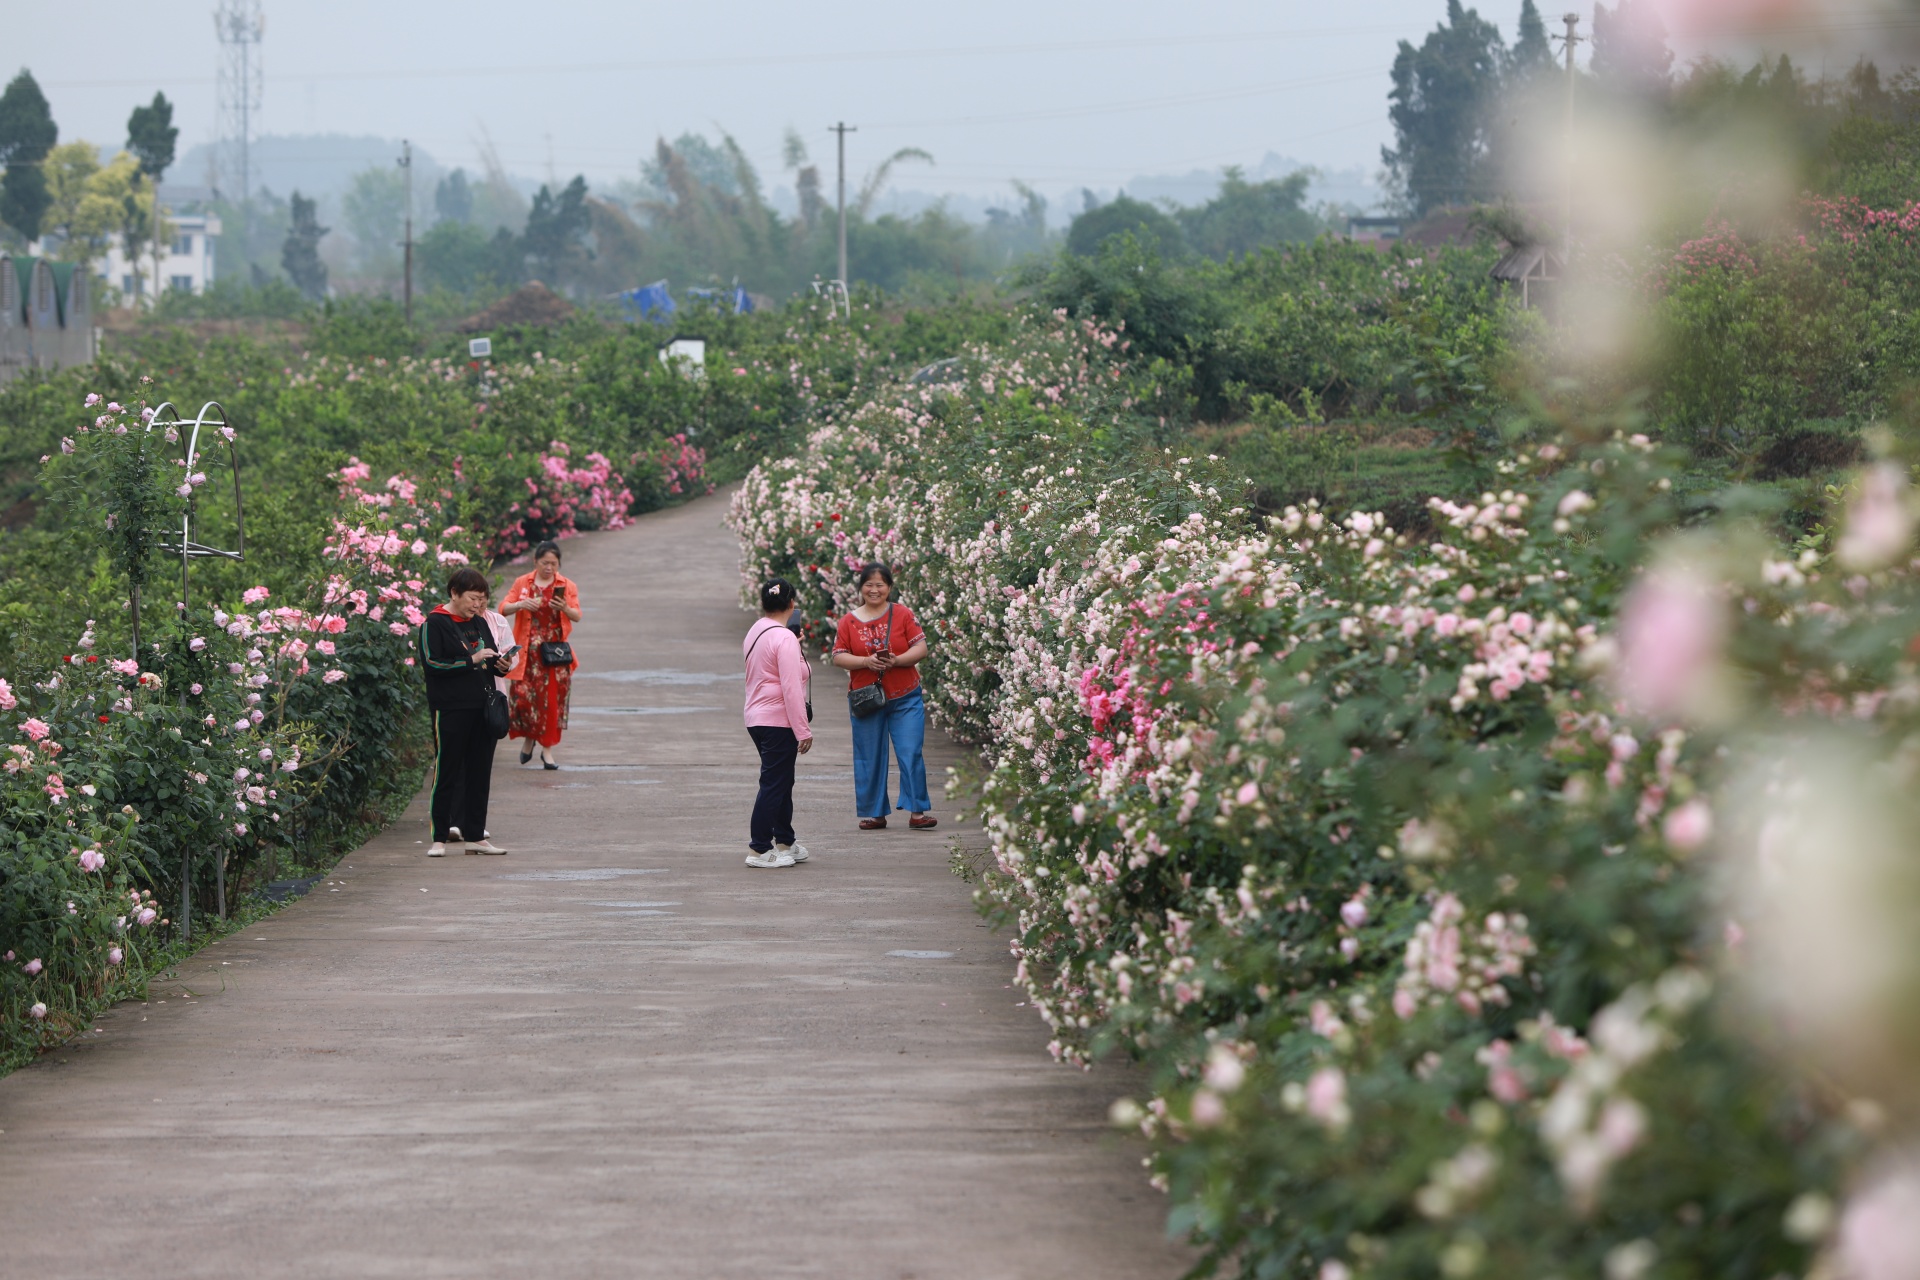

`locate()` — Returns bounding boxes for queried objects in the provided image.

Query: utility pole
[830,121,856,291]
[398,139,413,324]
[1556,13,1584,262]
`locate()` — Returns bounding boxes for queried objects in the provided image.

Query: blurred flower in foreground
[1834,1155,1920,1280]
[1836,464,1915,572]
[1609,555,1729,724]
[1721,742,1920,1110]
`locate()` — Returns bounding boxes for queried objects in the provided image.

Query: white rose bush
[732,313,1920,1276]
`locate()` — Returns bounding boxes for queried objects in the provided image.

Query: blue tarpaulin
[686,285,753,314]
[617,280,676,324]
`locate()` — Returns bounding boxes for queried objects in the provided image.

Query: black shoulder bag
[535,587,574,667]
[847,603,893,718]
[745,622,812,723]
[484,685,511,739]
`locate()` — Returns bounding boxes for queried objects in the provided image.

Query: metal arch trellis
[143,401,244,941]
[147,400,246,635]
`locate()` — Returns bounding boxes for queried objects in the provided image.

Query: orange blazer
[503,571,579,680]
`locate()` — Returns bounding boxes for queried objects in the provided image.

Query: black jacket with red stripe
[417,606,493,711]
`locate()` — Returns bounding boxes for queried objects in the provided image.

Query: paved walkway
[0,491,1188,1279]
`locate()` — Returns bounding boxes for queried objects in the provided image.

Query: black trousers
[747,725,798,853]
[431,706,497,842]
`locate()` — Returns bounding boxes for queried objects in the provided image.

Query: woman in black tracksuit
[418,567,513,856]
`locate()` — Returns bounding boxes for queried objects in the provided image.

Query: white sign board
[468,337,492,358]
[658,338,706,374]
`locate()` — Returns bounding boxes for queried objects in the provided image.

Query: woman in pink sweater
[741,579,813,869]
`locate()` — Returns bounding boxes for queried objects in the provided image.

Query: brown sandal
[909,815,938,830]
[859,816,887,830]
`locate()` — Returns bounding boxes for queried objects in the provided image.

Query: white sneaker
[427,842,449,857]
[777,842,809,863]
[745,849,796,869]
[466,839,510,855]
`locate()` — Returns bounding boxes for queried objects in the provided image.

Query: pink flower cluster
[491,442,635,560]
[656,433,711,499]
[1392,894,1537,1019]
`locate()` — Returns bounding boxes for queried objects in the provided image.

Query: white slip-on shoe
[427,842,449,857]
[745,850,796,869]
[777,842,809,863]
[466,839,510,855]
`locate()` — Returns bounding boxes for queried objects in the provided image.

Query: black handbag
[483,686,510,740]
[847,603,893,718]
[532,585,572,667]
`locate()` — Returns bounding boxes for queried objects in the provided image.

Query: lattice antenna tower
[213,0,265,201]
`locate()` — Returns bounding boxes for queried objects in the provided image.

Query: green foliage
[523,176,592,284]
[1033,232,1221,376]
[1175,168,1324,260]
[43,397,191,638]
[341,165,407,277]
[1036,233,1510,423]
[1383,0,1509,214]
[149,276,311,322]
[419,219,517,296]
[1066,196,1188,259]
[0,70,57,242]
[307,298,422,361]
[1064,175,1328,266]
[281,191,329,301]
[124,92,177,182]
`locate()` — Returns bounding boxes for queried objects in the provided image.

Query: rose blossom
[1661,799,1712,852]
[1837,463,1915,571]
[1613,561,1725,723]
[1838,1157,1920,1280]
[1304,1066,1350,1130]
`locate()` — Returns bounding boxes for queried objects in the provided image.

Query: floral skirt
[509,653,572,747]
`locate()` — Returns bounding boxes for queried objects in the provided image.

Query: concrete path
[0,490,1188,1279]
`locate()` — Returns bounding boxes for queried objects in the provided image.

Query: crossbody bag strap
[743,620,775,666]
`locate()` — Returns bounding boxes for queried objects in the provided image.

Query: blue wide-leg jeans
[850,687,931,818]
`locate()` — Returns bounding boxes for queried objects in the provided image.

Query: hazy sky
[12,0,1839,202]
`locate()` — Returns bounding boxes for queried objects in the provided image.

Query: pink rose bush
[489,440,636,561]
[2,412,483,1061]
[733,313,1920,1276]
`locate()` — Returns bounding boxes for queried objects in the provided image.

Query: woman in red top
[501,540,582,770]
[831,562,936,830]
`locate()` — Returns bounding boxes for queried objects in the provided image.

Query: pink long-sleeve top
[743,618,812,740]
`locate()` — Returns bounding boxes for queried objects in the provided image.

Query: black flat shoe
[519,748,533,764]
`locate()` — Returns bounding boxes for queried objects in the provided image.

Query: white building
[93,210,221,300]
